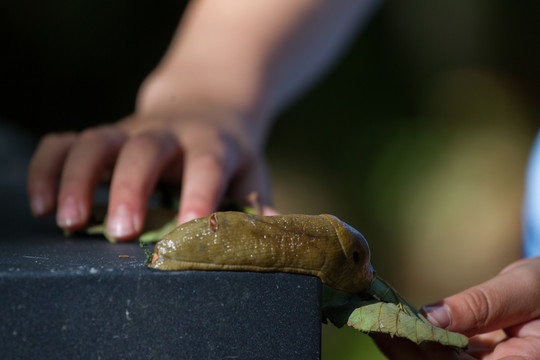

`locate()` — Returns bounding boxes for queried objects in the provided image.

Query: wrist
[134,67,270,150]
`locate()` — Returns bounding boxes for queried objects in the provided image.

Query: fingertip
[56,196,86,229]
[261,206,280,216]
[28,177,57,217]
[30,193,53,217]
[178,210,206,225]
[423,282,507,336]
[106,204,143,241]
[178,148,235,225]
[176,187,222,225]
[28,132,77,217]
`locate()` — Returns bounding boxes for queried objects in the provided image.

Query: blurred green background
[2,1,540,359]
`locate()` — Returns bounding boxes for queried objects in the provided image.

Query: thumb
[422,257,540,337]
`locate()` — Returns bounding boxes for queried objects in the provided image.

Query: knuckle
[499,257,531,273]
[184,193,211,210]
[110,180,149,208]
[459,287,494,329]
[512,265,540,297]
[112,181,140,199]
[78,128,107,143]
[79,126,124,145]
[128,133,160,151]
[512,265,533,283]
[128,131,178,155]
[182,123,227,147]
[39,131,76,148]
[196,123,222,141]
[193,150,228,173]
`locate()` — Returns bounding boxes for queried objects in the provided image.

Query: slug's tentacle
[150,211,373,293]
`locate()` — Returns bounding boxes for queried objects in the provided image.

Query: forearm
[137,0,380,133]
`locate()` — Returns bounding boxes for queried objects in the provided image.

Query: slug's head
[322,215,374,293]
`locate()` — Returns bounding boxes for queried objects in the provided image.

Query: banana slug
[150,211,373,293]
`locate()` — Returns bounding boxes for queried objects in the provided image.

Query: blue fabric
[523,131,540,257]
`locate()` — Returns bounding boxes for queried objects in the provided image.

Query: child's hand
[28,74,274,241]
[27,0,374,241]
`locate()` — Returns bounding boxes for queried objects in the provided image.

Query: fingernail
[31,195,47,216]
[422,303,451,329]
[57,196,82,228]
[107,204,139,238]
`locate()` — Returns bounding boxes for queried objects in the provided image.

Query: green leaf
[322,285,373,328]
[70,205,178,243]
[140,242,154,265]
[322,277,468,349]
[72,203,256,243]
[367,277,425,320]
[347,302,468,348]
[138,217,178,243]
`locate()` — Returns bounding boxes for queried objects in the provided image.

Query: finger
[261,206,280,216]
[466,330,507,358]
[178,137,239,224]
[56,127,125,230]
[107,131,179,241]
[481,327,540,360]
[505,316,540,339]
[422,257,540,337]
[27,132,77,217]
[487,319,540,359]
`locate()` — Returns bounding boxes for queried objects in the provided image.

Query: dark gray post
[0,161,321,360]
[0,236,321,360]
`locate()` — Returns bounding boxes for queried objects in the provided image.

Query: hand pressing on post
[27,0,376,241]
[27,81,274,241]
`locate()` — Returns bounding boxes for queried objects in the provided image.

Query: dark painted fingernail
[422,303,451,329]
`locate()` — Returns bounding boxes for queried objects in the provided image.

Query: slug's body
[150,212,373,293]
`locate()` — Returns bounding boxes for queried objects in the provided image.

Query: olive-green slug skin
[151,212,373,293]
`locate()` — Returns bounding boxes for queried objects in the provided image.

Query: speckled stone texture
[0,236,321,359]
